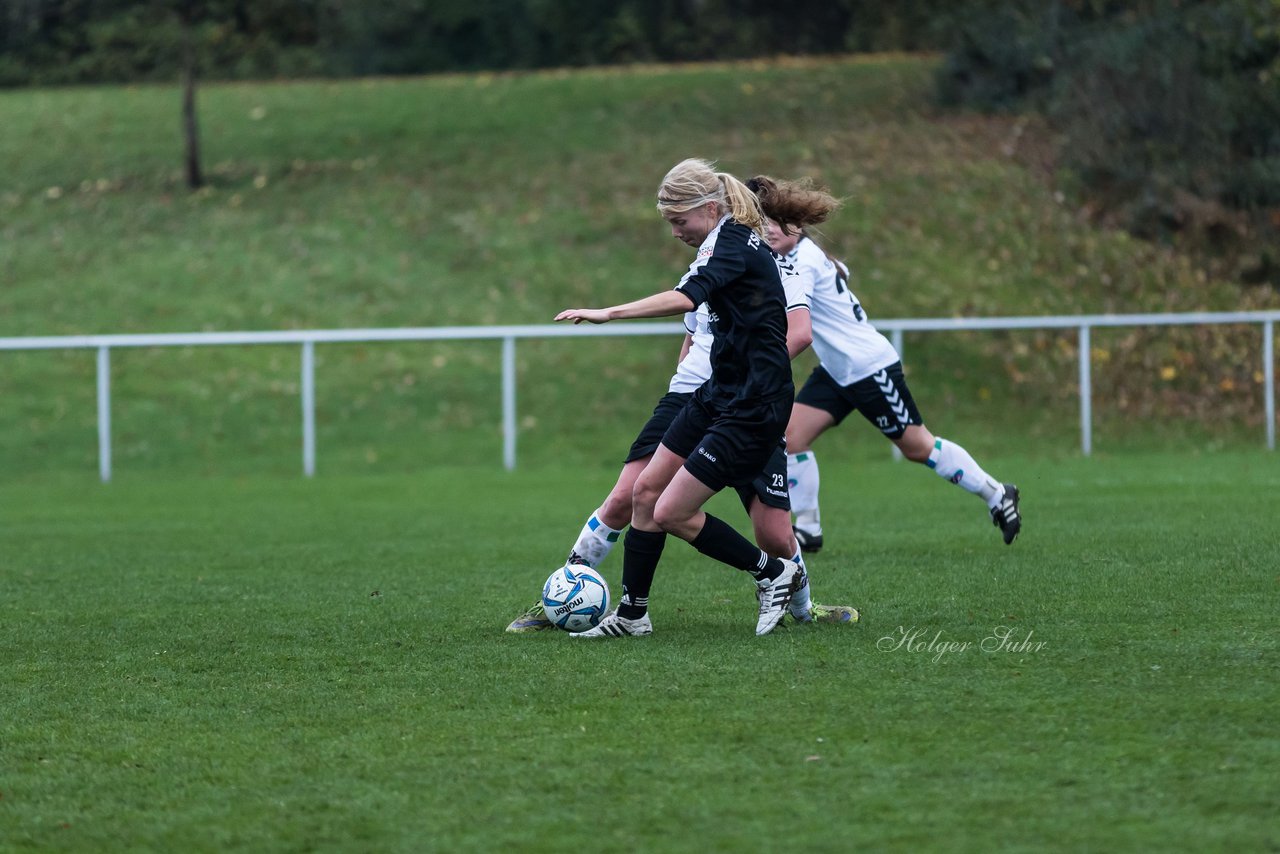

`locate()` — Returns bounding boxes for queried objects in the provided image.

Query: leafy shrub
[938,0,1280,276]
[935,2,1060,111]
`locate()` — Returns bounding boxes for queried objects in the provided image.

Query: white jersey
[787,235,898,385]
[667,244,806,394]
[668,304,713,393]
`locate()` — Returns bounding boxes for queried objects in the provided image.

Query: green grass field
[3,54,1279,851]
[2,452,1277,850]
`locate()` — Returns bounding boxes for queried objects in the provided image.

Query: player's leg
[897,424,1020,543]
[740,443,814,622]
[586,396,712,634]
[504,457,643,633]
[572,444,686,638]
[787,366,851,553]
[746,496,861,625]
[654,467,798,636]
[664,404,801,635]
[750,499,811,619]
[867,363,1020,544]
[509,393,689,634]
[566,457,646,568]
[568,391,692,568]
[786,403,834,552]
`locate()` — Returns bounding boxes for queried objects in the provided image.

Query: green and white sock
[926,438,1002,507]
[567,508,624,568]
[787,450,822,535]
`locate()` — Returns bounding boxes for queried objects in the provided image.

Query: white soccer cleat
[755,559,801,636]
[570,611,653,638]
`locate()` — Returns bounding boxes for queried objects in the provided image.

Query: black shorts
[736,441,790,512]
[661,390,792,500]
[624,391,694,463]
[795,362,923,439]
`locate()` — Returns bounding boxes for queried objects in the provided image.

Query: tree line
[4,0,1276,276]
[0,0,957,85]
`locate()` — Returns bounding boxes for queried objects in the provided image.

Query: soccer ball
[541,564,610,632]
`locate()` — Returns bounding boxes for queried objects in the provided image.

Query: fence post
[503,336,517,470]
[890,327,904,461]
[1079,325,1092,456]
[301,341,316,477]
[1265,320,1275,451]
[97,346,112,482]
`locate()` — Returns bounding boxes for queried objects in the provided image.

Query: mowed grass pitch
[2,451,1276,851]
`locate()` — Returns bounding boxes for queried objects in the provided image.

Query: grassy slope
[1,453,1277,850]
[2,56,1276,480]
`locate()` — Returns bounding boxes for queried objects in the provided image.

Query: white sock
[787,450,822,535]
[788,550,812,620]
[567,508,624,568]
[926,438,1003,507]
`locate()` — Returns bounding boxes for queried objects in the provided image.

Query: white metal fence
[2,310,1276,482]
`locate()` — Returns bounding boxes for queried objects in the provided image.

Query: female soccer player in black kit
[555,158,802,637]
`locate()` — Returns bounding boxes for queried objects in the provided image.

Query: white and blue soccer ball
[541,564,610,632]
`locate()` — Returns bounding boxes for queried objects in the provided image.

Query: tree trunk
[181,14,203,190]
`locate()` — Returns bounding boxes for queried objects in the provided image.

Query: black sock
[619,527,666,619]
[689,513,781,580]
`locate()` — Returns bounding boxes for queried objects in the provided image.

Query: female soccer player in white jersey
[553,159,811,637]
[749,175,1021,551]
[506,164,859,634]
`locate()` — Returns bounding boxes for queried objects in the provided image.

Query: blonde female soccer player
[552,158,816,637]
[505,296,858,632]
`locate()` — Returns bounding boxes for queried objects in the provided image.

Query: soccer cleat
[755,559,801,636]
[570,611,653,638]
[991,484,1021,545]
[758,564,812,622]
[810,603,860,624]
[504,600,553,633]
[793,526,824,554]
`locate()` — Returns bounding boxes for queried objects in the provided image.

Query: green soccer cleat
[505,600,553,633]
[810,603,860,624]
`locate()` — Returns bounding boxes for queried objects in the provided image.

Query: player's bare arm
[555,290,695,324]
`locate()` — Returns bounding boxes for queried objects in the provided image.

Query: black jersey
[674,216,792,408]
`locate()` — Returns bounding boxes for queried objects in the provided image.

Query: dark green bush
[938,0,1280,248]
[935,2,1061,110]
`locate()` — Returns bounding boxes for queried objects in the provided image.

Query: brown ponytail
[747,175,841,233]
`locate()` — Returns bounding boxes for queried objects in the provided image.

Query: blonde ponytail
[657,159,767,240]
[716,172,766,237]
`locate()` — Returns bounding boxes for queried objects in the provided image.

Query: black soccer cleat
[793,526,824,554]
[991,484,1021,545]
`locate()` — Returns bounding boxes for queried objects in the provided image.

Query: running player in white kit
[749,175,1022,552]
